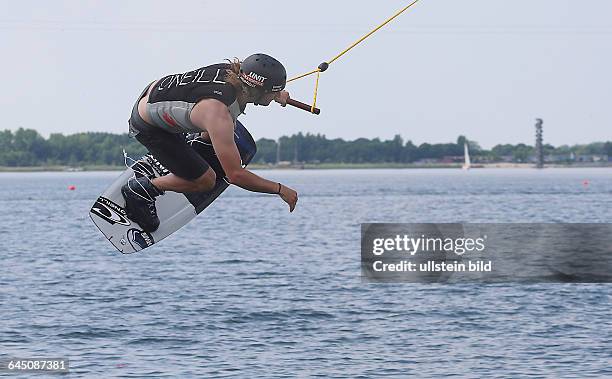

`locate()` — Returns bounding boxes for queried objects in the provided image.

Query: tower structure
[535,118,544,169]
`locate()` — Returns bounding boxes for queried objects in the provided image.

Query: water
[1,168,611,378]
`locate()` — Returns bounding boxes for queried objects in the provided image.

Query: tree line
[0,128,610,166]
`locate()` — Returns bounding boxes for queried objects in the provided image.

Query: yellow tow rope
[288,0,421,113]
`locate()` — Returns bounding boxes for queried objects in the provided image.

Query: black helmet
[239,53,286,93]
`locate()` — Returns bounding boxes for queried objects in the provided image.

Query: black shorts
[128,85,210,181]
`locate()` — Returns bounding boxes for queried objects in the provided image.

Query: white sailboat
[462,142,471,170]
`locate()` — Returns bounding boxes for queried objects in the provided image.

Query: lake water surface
[1,168,611,378]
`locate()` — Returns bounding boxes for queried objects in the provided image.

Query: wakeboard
[89,121,257,254]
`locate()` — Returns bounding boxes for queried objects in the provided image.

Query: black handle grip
[287,98,321,115]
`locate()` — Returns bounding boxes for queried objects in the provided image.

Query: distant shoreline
[1,162,611,172]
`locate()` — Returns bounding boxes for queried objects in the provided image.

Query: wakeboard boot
[121,176,164,232]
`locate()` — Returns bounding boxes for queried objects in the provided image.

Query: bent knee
[192,169,216,192]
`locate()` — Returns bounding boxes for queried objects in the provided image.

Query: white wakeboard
[90,121,257,254]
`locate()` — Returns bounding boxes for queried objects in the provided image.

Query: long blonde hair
[225,57,243,91]
[225,57,263,101]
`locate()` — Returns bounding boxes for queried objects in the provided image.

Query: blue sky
[1,0,611,148]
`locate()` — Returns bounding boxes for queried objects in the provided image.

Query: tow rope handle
[287,98,321,115]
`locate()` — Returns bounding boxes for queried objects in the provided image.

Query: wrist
[276,182,282,195]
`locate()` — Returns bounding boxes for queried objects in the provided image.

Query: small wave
[57,327,128,339]
[225,308,335,324]
[127,337,199,345]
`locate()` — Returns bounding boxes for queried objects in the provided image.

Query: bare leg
[152,169,216,193]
